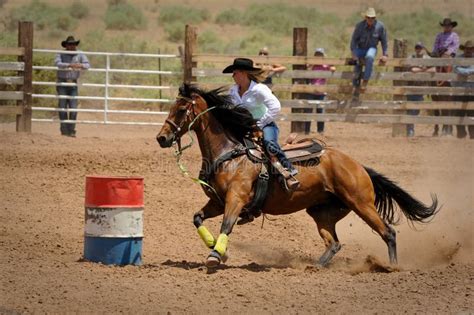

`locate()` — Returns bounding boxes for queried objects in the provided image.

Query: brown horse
[156,84,439,268]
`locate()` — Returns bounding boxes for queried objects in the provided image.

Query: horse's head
[156,85,208,148]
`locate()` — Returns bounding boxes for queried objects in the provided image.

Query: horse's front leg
[206,190,247,268]
[193,199,224,250]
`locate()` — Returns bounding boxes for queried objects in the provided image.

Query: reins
[170,98,224,205]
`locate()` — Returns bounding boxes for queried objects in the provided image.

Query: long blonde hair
[245,69,269,83]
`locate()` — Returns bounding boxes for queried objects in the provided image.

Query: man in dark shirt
[350,7,388,91]
[54,36,90,137]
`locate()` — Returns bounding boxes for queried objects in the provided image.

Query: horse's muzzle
[156,133,174,148]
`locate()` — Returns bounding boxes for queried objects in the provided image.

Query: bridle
[164,95,198,152]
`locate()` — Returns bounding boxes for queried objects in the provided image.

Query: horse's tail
[364,167,440,225]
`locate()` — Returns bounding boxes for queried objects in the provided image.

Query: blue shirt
[453,54,474,88]
[350,20,388,56]
[54,51,90,81]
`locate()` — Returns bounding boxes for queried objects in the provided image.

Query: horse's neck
[194,115,236,162]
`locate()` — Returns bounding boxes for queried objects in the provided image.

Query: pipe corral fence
[1,22,474,136]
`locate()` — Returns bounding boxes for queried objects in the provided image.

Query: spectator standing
[54,35,90,137]
[257,47,286,88]
[350,7,388,91]
[406,42,436,137]
[452,40,474,139]
[307,48,336,135]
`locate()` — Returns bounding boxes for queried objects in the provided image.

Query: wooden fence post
[184,25,197,84]
[290,27,311,134]
[16,21,33,132]
[392,38,407,137]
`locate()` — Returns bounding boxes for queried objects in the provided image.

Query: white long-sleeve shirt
[229,80,281,128]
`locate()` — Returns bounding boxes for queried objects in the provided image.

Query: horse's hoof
[206,255,220,268]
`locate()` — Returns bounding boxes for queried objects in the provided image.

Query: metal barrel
[83,176,144,265]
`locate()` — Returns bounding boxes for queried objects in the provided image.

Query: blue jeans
[262,122,294,172]
[353,47,377,85]
[406,94,423,135]
[57,85,78,135]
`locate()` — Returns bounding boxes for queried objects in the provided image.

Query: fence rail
[184,26,474,136]
[29,47,183,126]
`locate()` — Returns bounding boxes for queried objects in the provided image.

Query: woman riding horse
[223,58,299,191]
[156,83,439,268]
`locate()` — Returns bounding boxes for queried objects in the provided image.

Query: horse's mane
[179,83,257,141]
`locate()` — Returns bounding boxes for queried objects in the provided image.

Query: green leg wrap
[214,234,229,256]
[197,226,216,248]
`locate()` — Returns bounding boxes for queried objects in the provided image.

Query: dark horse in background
[157,84,439,268]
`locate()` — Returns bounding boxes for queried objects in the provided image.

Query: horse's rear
[262,146,438,266]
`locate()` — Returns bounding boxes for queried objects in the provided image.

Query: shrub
[158,5,210,25]
[164,22,184,42]
[7,0,77,31]
[215,8,242,25]
[105,2,147,30]
[198,30,223,53]
[69,1,89,19]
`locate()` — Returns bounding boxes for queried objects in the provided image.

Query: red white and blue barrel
[84,176,144,265]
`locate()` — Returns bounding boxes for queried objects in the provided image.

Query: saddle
[245,133,325,165]
[236,133,325,225]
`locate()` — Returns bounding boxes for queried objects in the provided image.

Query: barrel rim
[86,175,144,180]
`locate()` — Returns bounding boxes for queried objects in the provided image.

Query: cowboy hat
[460,40,474,50]
[439,18,457,27]
[61,35,80,48]
[223,58,261,73]
[314,47,326,56]
[362,7,376,18]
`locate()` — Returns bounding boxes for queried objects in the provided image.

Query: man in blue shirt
[350,7,388,91]
[54,36,90,137]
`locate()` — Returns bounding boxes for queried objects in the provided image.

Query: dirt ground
[0,120,473,314]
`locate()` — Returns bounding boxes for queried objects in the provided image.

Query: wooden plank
[281,113,474,125]
[0,62,25,71]
[280,100,474,110]
[193,68,473,82]
[193,54,474,67]
[0,91,24,100]
[0,106,23,115]
[291,27,310,134]
[197,82,474,96]
[184,25,197,84]
[0,47,25,56]
[392,38,408,137]
[0,76,24,85]
[16,21,33,132]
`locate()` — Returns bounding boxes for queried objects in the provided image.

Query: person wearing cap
[306,48,336,135]
[452,40,474,139]
[257,47,286,88]
[432,18,460,57]
[350,7,388,91]
[406,42,435,137]
[223,58,299,192]
[54,35,90,137]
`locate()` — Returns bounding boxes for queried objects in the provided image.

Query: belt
[58,79,77,83]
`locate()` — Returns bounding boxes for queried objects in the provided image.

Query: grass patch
[105,1,147,30]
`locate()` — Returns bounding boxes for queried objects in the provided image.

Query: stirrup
[284,175,300,192]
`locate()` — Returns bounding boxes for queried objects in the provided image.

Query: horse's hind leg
[307,203,350,267]
[344,199,397,264]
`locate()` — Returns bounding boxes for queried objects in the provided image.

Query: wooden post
[184,25,197,84]
[16,21,33,132]
[290,28,311,134]
[392,38,407,137]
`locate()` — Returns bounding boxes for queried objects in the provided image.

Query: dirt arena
[0,120,472,314]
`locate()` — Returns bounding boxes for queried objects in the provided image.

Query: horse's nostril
[157,136,166,145]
